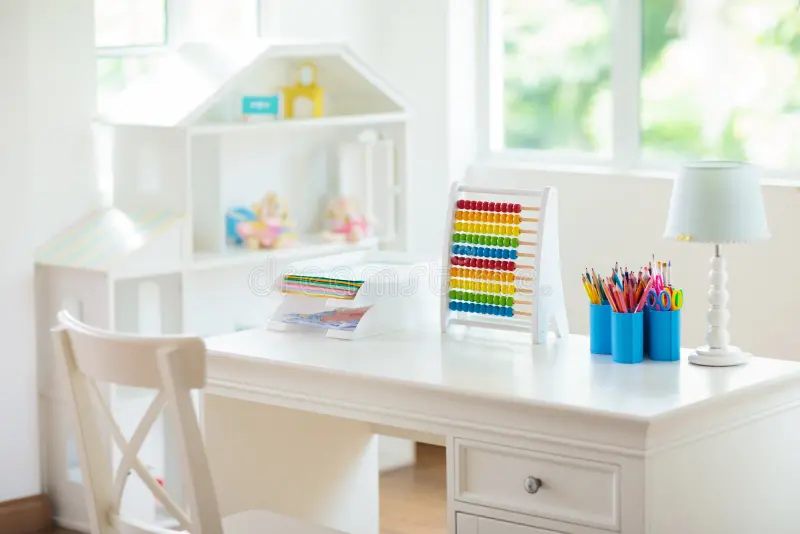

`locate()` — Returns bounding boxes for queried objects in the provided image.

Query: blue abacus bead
[510,250,518,260]
[449,301,457,311]
[485,247,492,257]
[451,244,459,255]
[506,307,514,317]
[491,248,499,258]
[469,302,476,313]
[501,249,509,259]
[481,247,488,257]
[485,305,493,315]
[478,304,487,315]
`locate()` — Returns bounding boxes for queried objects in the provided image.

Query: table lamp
[663,161,770,366]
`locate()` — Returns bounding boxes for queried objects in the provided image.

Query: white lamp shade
[664,161,770,244]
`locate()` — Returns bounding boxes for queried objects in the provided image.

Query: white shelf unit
[37,40,411,530]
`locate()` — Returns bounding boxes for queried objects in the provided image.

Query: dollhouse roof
[99,41,410,128]
[36,208,183,274]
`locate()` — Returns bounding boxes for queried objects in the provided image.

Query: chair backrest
[52,310,223,534]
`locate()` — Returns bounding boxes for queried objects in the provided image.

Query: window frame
[477,0,800,184]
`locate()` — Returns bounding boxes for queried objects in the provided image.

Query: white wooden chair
[52,310,347,534]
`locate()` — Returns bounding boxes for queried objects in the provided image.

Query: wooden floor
[53,443,447,534]
[380,443,447,534]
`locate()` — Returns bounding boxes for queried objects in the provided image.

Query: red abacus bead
[466,258,475,268]
[451,257,459,266]
[498,261,507,271]
[467,200,476,210]
[488,201,496,212]
[499,202,508,212]
[508,261,516,271]
[456,199,465,209]
[513,203,522,213]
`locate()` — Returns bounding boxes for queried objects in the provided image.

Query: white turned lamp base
[689,346,750,367]
[690,248,750,367]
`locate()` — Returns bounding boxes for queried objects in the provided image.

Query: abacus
[441,183,568,343]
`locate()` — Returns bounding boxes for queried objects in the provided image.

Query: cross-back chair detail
[52,310,222,534]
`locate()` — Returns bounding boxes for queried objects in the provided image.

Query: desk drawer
[454,440,620,531]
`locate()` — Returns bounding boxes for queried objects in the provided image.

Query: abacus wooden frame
[440,182,569,343]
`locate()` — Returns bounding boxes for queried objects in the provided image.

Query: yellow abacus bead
[512,226,520,236]
[492,283,499,293]
[509,285,516,294]
[479,282,486,292]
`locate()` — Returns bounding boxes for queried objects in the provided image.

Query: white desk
[204,327,800,534]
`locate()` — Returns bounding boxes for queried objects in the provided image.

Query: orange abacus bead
[514,214,522,224]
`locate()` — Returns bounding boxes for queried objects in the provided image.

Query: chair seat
[222,509,348,534]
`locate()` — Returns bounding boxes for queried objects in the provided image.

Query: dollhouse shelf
[189,112,407,136]
[192,237,380,270]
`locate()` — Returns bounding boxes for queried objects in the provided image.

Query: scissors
[646,286,683,311]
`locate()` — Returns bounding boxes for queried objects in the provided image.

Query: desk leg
[204,393,379,534]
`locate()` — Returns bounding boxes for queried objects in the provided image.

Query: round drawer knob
[524,476,542,494]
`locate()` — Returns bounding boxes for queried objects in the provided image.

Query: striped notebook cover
[280,275,364,300]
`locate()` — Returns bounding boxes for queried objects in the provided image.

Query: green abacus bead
[449,290,456,299]
[466,234,474,244]
[506,296,514,307]
[489,236,497,246]
[490,295,498,305]
[511,237,519,248]
[455,233,463,243]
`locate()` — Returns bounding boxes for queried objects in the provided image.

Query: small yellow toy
[281,62,324,119]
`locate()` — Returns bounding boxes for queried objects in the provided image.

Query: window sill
[472,157,800,189]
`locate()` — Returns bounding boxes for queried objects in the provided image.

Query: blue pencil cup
[611,311,644,364]
[589,304,612,355]
[645,309,681,362]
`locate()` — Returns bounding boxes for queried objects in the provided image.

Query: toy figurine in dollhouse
[322,196,372,243]
[226,192,296,249]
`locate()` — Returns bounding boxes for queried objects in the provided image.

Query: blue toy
[226,206,257,245]
[242,95,281,120]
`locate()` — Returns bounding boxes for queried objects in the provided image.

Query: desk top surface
[205,328,800,420]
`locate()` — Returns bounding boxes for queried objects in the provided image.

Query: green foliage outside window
[503,0,800,168]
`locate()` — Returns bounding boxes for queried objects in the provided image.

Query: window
[489,0,800,172]
[95,0,260,110]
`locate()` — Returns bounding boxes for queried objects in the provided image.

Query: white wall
[0,0,96,501]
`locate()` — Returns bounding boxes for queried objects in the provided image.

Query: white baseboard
[54,516,89,532]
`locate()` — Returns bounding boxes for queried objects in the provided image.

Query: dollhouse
[36,40,410,529]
